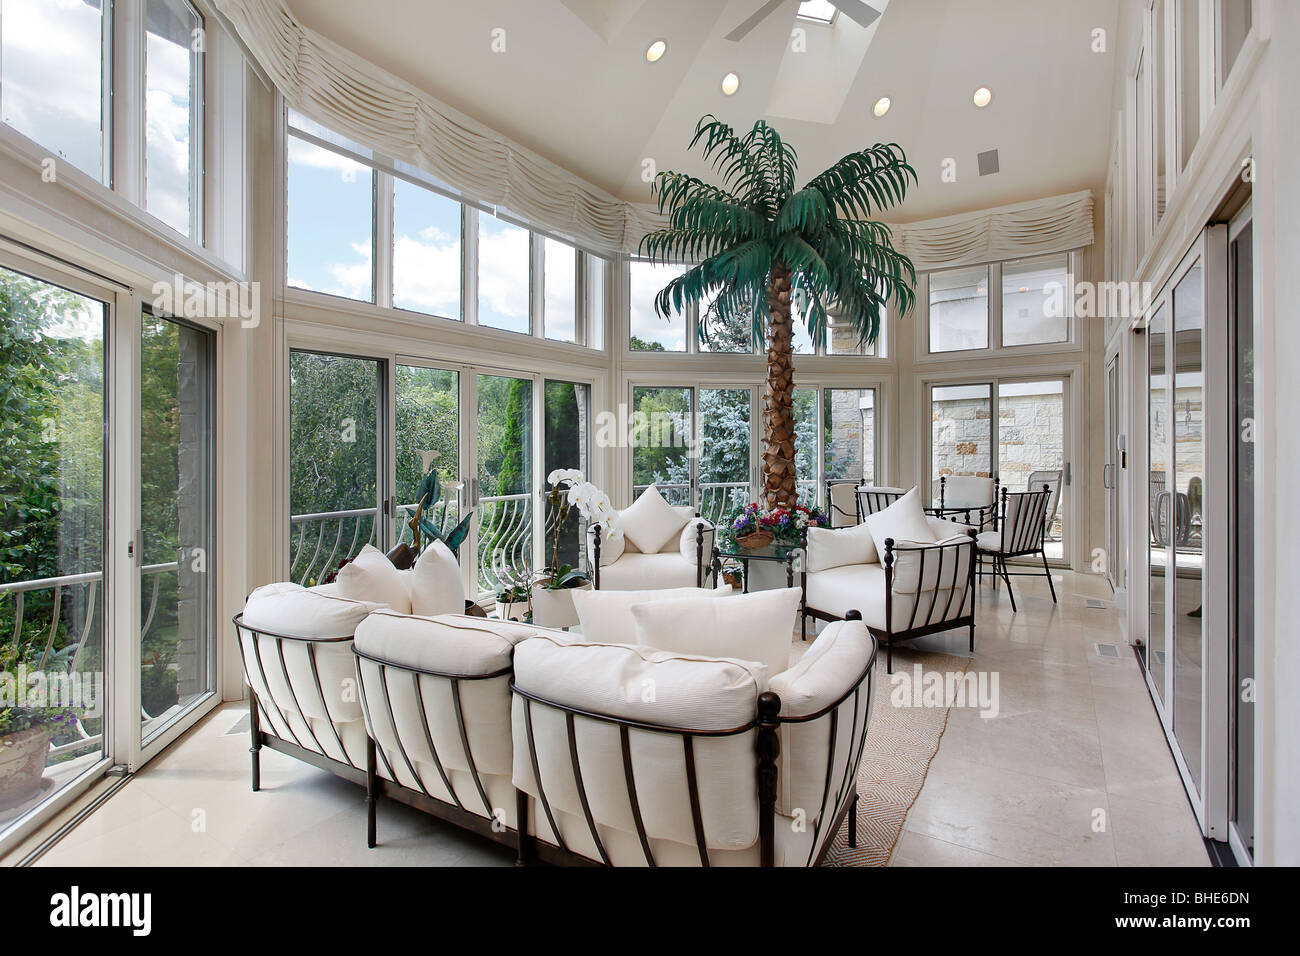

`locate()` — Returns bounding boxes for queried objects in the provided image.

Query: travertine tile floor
[7,570,1207,867]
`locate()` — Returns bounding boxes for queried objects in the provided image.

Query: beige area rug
[788,637,970,867]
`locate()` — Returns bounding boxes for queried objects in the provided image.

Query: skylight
[796,1,838,25]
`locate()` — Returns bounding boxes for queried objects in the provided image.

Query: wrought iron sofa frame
[801,533,977,673]
[234,610,877,867]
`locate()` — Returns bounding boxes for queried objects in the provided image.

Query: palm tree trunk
[762,261,798,509]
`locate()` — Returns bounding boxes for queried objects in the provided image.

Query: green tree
[641,115,916,507]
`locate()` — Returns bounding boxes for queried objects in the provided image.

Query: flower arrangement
[729,502,829,547]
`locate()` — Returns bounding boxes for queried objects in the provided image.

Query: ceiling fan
[724,0,881,42]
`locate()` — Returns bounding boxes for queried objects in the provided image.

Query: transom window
[926,254,1074,355]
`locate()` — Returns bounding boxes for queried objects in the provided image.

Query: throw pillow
[629,587,802,677]
[804,522,878,572]
[336,544,412,614]
[863,487,936,561]
[618,484,689,554]
[404,539,466,616]
[572,586,719,643]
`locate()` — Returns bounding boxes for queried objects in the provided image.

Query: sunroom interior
[0,0,1294,869]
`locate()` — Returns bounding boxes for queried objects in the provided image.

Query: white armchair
[799,489,978,672]
[587,484,714,591]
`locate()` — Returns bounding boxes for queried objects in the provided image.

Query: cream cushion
[863,487,936,558]
[943,475,995,508]
[618,484,688,554]
[587,524,626,566]
[677,517,715,564]
[770,619,876,817]
[354,612,564,676]
[573,585,720,642]
[401,540,466,616]
[595,553,701,591]
[511,633,767,850]
[805,522,878,572]
[242,581,381,638]
[827,483,859,528]
[336,544,412,614]
[630,588,802,676]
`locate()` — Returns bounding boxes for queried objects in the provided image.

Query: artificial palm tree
[641,115,918,508]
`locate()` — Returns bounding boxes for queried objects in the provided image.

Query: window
[144,0,203,237]
[827,308,880,356]
[792,387,819,503]
[928,265,989,352]
[394,364,460,547]
[629,260,686,351]
[1218,0,1252,88]
[698,287,753,353]
[477,213,530,334]
[475,373,532,593]
[1178,0,1201,171]
[698,388,754,523]
[824,388,877,485]
[542,238,577,344]
[997,380,1066,559]
[392,179,462,319]
[796,1,838,24]
[544,380,591,568]
[287,136,375,302]
[931,383,993,484]
[288,351,383,585]
[1153,0,1168,229]
[631,386,692,502]
[1,0,109,182]
[1002,255,1070,346]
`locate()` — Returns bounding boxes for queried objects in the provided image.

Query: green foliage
[639,115,917,351]
[0,642,82,737]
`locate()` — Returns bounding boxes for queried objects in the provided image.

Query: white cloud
[393,231,461,316]
[477,218,529,330]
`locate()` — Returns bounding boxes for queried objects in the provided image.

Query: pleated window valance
[888,190,1095,272]
[215,0,658,255]
[216,0,1092,266]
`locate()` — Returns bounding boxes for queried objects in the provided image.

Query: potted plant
[530,470,617,628]
[1,642,81,812]
[494,582,531,622]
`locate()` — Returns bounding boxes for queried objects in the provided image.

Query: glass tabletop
[713,539,803,562]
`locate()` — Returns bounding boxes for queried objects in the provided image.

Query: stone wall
[825,389,875,482]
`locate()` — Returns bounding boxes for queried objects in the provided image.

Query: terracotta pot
[531,581,591,629]
[0,726,53,811]
[736,530,774,550]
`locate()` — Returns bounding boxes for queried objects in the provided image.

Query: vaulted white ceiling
[287,0,1120,222]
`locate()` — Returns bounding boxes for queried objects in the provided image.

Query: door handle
[1102,463,1114,489]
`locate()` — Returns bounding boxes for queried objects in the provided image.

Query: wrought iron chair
[825,479,862,527]
[935,474,999,529]
[976,485,1057,612]
[1028,468,1063,538]
[856,485,907,518]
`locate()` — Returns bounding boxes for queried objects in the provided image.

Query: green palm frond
[641,115,918,351]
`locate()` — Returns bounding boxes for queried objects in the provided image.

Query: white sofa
[799,489,978,673]
[587,485,714,591]
[235,562,878,866]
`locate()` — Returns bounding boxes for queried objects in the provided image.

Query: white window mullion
[464,206,480,326]
[375,172,394,309]
[113,0,146,205]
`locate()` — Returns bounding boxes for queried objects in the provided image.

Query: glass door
[697,387,755,525]
[631,385,693,506]
[287,350,386,586]
[1171,261,1205,789]
[544,380,591,571]
[823,388,879,488]
[1228,214,1254,862]
[0,265,109,839]
[474,372,534,598]
[1146,302,1170,706]
[393,362,466,589]
[138,313,216,747]
[1106,355,1125,591]
[998,379,1069,561]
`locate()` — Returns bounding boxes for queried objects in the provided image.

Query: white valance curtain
[216,0,1092,265]
[888,190,1095,271]
[215,0,658,255]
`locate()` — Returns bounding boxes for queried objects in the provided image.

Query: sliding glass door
[698,387,754,525]
[139,313,216,746]
[475,372,534,596]
[0,266,108,834]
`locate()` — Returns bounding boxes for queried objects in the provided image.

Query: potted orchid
[531,469,618,628]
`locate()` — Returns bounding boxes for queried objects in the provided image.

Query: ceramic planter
[531,581,591,629]
[495,599,530,621]
[0,726,53,811]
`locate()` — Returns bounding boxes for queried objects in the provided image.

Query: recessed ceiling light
[973,86,993,108]
[721,72,741,96]
[646,39,666,62]
[872,96,891,117]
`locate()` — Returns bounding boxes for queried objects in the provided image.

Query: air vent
[1094,643,1121,658]
[977,149,1000,176]
[1085,598,1107,609]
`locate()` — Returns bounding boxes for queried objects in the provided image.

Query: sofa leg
[515,789,530,867]
[248,693,261,793]
[886,640,892,675]
[969,622,976,653]
[848,792,859,848]
[365,736,377,849]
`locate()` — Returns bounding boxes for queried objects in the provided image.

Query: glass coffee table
[712,540,803,592]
